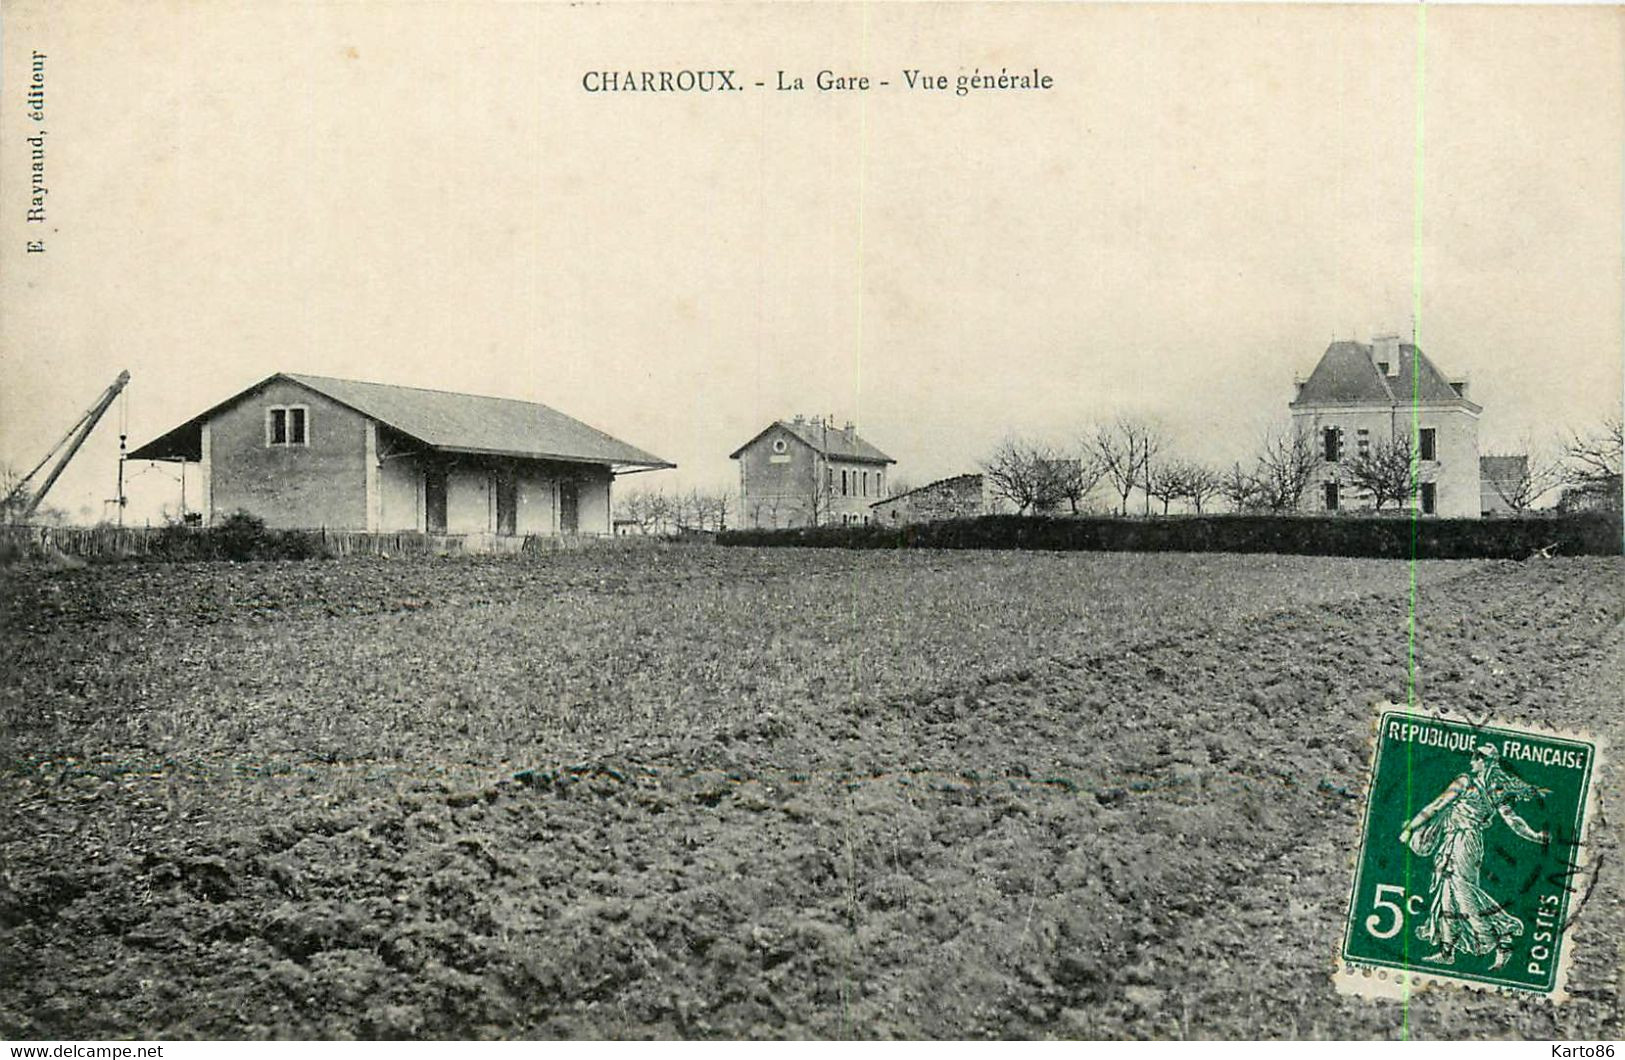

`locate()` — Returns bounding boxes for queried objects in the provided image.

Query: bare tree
[1253,426,1320,513]
[1218,462,1265,513]
[805,464,836,527]
[1562,418,1623,507]
[0,463,73,526]
[982,437,1070,515]
[1050,452,1106,515]
[763,492,786,529]
[1143,460,1185,515]
[1482,451,1563,513]
[673,488,713,532]
[1089,418,1161,516]
[1174,462,1222,514]
[0,464,31,524]
[614,486,674,534]
[1344,436,1422,511]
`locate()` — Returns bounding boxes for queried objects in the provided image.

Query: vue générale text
[581,68,1055,97]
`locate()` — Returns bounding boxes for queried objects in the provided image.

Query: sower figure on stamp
[1398,745,1550,969]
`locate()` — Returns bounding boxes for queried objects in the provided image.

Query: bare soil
[0,548,1619,1039]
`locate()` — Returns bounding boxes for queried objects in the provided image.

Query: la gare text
[582,68,1054,97]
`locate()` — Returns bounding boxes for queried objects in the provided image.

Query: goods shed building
[129,373,673,535]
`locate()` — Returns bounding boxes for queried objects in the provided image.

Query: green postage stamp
[1338,704,1605,1001]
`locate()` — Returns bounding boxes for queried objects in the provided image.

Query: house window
[841,470,849,496]
[1420,482,1437,515]
[1357,429,1370,458]
[1324,482,1339,512]
[826,467,834,491]
[1419,428,1437,462]
[1322,427,1340,463]
[862,471,869,497]
[772,437,788,454]
[877,472,885,496]
[266,405,308,447]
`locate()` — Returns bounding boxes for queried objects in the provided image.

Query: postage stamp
[1338,704,1605,1001]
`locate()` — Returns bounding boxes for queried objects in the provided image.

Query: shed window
[266,405,309,447]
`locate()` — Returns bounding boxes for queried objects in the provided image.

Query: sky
[2,2,1620,524]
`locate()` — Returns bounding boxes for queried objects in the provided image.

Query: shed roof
[870,473,982,509]
[128,373,674,470]
[1479,455,1529,482]
[1291,341,1480,412]
[729,420,895,464]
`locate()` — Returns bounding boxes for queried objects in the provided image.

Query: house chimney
[843,421,856,441]
[1372,333,1401,377]
[791,414,805,425]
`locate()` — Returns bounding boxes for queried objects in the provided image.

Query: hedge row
[717,512,1623,560]
[142,513,330,561]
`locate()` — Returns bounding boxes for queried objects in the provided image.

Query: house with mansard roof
[128,373,673,535]
[729,415,895,528]
[1290,334,1481,517]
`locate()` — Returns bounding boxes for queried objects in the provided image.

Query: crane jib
[7,370,131,519]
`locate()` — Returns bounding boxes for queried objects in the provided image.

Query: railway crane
[3,370,131,522]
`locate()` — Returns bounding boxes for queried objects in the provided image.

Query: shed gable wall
[208,380,370,529]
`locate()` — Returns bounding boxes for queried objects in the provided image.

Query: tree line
[613,485,734,534]
[979,415,1623,517]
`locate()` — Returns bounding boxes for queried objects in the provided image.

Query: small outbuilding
[1479,454,1529,516]
[129,373,673,534]
[870,474,990,526]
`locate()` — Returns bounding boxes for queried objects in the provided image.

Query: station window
[266,405,309,447]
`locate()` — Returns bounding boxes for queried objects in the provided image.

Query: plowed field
[1,548,1620,1039]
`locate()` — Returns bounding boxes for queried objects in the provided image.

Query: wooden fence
[0,524,642,562]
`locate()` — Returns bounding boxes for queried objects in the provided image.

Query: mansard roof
[1291,341,1481,412]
